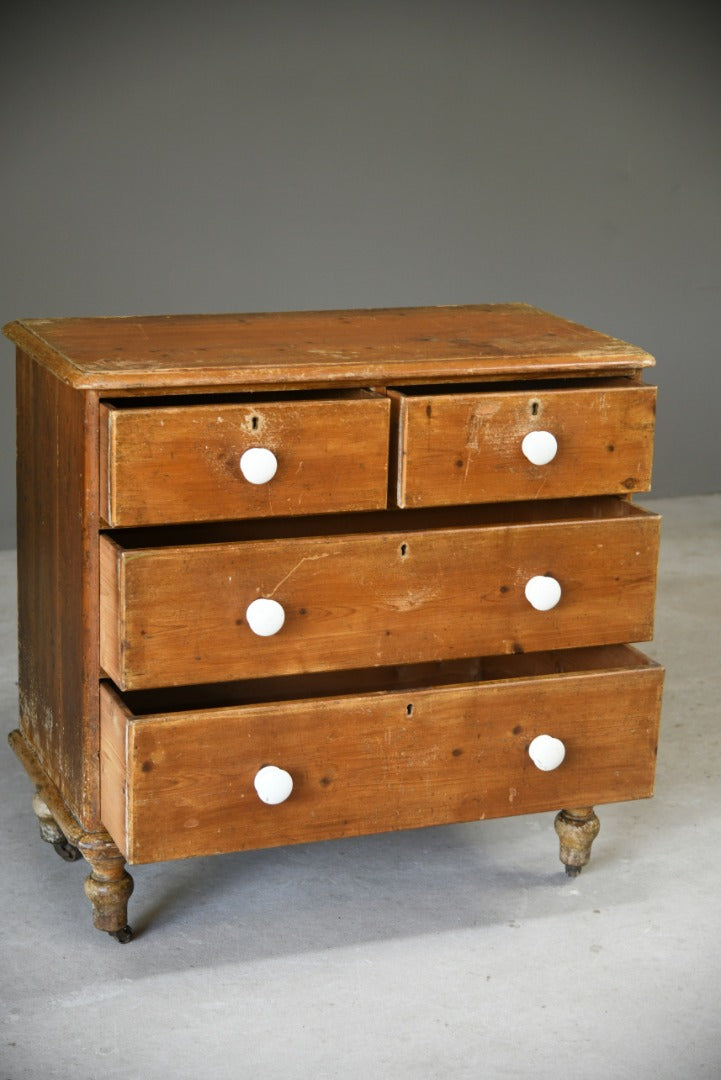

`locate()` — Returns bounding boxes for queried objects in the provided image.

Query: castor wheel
[108,925,134,944]
[53,837,82,862]
[564,864,582,878]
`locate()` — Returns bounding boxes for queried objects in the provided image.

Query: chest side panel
[16,355,101,827]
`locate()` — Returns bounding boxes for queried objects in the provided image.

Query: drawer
[99,392,391,526]
[99,645,663,864]
[100,498,660,690]
[390,382,656,506]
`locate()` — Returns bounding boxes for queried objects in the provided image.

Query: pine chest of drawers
[4,303,664,942]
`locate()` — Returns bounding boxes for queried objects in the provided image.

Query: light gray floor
[1,495,720,1080]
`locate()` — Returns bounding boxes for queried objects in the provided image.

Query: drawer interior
[111,644,659,717]
[386,375,645,395]
[104,493,656,548]
[102,388,383,407]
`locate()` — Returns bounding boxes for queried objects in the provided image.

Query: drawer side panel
[99,685,130,856]
[99,537,125,688]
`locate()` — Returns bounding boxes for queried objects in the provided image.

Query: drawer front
[393,384,656,506]
[100,507,660,690]
[100,653,663,863]
[100,395,391,526]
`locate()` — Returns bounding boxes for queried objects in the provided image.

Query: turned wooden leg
[554,807,600,877]
[81,839,135,943]
[11,733,135,941]
[31,792,82,861]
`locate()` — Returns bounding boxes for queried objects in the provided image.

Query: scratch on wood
[267,552,330,597]
[386,585,438,611]
[132,321,151,343]
[466,409,482,450]
[465,400,502,450]
[534,472,550,499]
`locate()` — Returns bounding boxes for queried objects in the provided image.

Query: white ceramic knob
[254,765,294,804]
[524,574,562,611]
[239,447,278,485]
[245,597,286,636]
[521,430,558,466]
[528,734,566,771]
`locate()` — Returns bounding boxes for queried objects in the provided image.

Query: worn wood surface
[4,304,655,392]
[100,502,660,690]
[100,657,663,863]
[393,383,657,506]
[15,354,101,827]
[9,729,133,933]
[100,394,391,526]
[82,840,134,935]
[554,806,602,874]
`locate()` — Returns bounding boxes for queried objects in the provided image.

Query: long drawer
[100,499,660,690]
[100,645,663,864]
[390,382,656,506]
[100,392,391,526]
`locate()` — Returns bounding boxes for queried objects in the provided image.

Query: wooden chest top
[3,303,654,392]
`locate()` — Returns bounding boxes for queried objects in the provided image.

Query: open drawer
[100,645,663,864]
[389,380,656,506]
[100,390,391,526]
[100,498,661,690]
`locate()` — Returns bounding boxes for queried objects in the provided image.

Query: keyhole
[406,703,414,716]
[251,415,259,430]
[400,543,408,557]
[531,400,539,416]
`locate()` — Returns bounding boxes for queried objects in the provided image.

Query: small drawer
[100,392,391,526]
[390,382,656,506]
[100,498,660,691]
[100,645,663,864]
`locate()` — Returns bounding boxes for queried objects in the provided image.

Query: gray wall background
[2,0,719,549]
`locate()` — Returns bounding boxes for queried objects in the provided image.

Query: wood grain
[99,654,663,863]
[393,383,657,505]
[98,689,127,856]
[100,502,660,690]
[100,394,391,526]
[4,304,655,392]
[15,353,101,827]
[8,301,664,932]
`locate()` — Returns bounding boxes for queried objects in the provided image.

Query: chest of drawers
[4,303,664,942]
